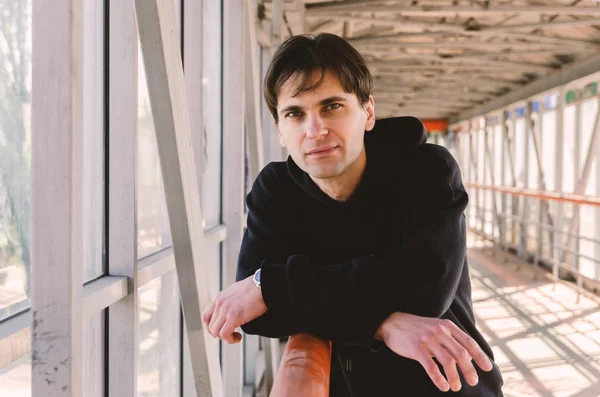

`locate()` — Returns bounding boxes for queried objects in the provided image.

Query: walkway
[469,244,600,397]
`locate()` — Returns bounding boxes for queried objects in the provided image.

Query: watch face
[255,269,261,283]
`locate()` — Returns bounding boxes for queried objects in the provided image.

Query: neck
[311,148,367,202]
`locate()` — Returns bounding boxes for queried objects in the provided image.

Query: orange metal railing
[270,333,332,397]
[464,183,600,207]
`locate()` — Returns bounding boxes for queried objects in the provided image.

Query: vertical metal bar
[184,0,205,222]
[272,0,283,47]
[527,103,547,277]
[107,1,138,396]
[296,0,307,33]
[554,87,565,285]
[521,104,531,257]
[31,0,84,395]
[483,127,502,254]
[468,131,479,244]
[563,95,600,301]
[133,0,223,395]
[222,0,245,394]
[500,111,508,258]
[595,98,600,282]
[264,0,284,164]
[182,1,206,395]
[244,0,265,182]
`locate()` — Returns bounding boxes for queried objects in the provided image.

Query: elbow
[421,295,453,318]
[400,282,455,318]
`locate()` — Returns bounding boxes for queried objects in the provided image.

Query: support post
[108,1,138,395]
[222,0,246,394]
[31,0,84,395]
[133,0,223,395]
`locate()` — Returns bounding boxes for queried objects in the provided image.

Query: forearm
[260,213,467,319]
[241,307,390,350]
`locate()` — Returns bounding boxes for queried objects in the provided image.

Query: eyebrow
[279,96,348,116]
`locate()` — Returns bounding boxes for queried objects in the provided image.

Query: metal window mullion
[134,0,223,395]
[244,0,265,183]
[554,86,565,281]
[222,0,245,394]
[182,1,204,394]
[595,97,600,282]
[468,131,480,241]
[483,127,501,247]
[31,0,84,395]
[500,109,507,253]
[528,102,546,274]
[107,1,139,395]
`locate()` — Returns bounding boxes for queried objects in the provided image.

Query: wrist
[375,314,393,341]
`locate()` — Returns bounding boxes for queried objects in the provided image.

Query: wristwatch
[253,268,261,289]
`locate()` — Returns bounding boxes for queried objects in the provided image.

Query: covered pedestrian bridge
[1,1,600,396]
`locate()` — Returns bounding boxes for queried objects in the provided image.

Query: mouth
[306,145,338,157]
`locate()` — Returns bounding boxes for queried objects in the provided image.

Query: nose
[305,113,328,140]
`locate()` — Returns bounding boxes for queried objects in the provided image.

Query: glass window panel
[503,121,514,186]
[0,353,31,397]
[137,43,173,259]
[528,115,539,189]
[514,118,527,247]
[467,133,477,228]
[563,105,576,193]
[493,125,502,186]
[138,271,181,397]
[201,0,223,229]
[579,98,598,196]
[542,111,556,191]
[462,134,470,182]
[82,0,105,282]
[578,98,598,280]
[578,205,597,280]
[0,0,32,321]
[514,118,527,188]
[477,129,485,183]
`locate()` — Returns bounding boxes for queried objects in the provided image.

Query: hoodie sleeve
[257,145,468,320]
[236,163,390,349]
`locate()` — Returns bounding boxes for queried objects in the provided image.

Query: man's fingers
[202,301,215,329]
[429,343,461,392]
[219,318,239,343]
[209,313,226,338]
[222,332,243,345]
[440,335,478,386]
[450,325,493,372]
[416,352,449,392]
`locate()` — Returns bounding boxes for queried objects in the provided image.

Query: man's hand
[201,276,268,344]
[376,312,494,393]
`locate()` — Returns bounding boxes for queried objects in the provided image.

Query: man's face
[275,71,375,179]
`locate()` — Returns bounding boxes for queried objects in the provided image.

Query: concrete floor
[468,247,600,397]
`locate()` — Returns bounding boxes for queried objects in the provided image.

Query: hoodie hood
[286,116,428,205]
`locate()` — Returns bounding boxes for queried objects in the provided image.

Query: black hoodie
[236,117,504,396]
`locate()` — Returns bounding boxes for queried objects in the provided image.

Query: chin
[306,164,344,179]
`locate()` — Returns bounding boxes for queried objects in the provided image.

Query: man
[202,33,504,396]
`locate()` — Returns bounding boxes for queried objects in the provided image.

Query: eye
[324,103,342,111]
[285,111,303,118]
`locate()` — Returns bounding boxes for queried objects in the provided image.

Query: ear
[364,95,376,131]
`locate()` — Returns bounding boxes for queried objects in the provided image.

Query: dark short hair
[263,33,373,123]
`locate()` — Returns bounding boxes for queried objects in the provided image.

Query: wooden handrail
[270,334,332,397]
[465,183,600,207]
